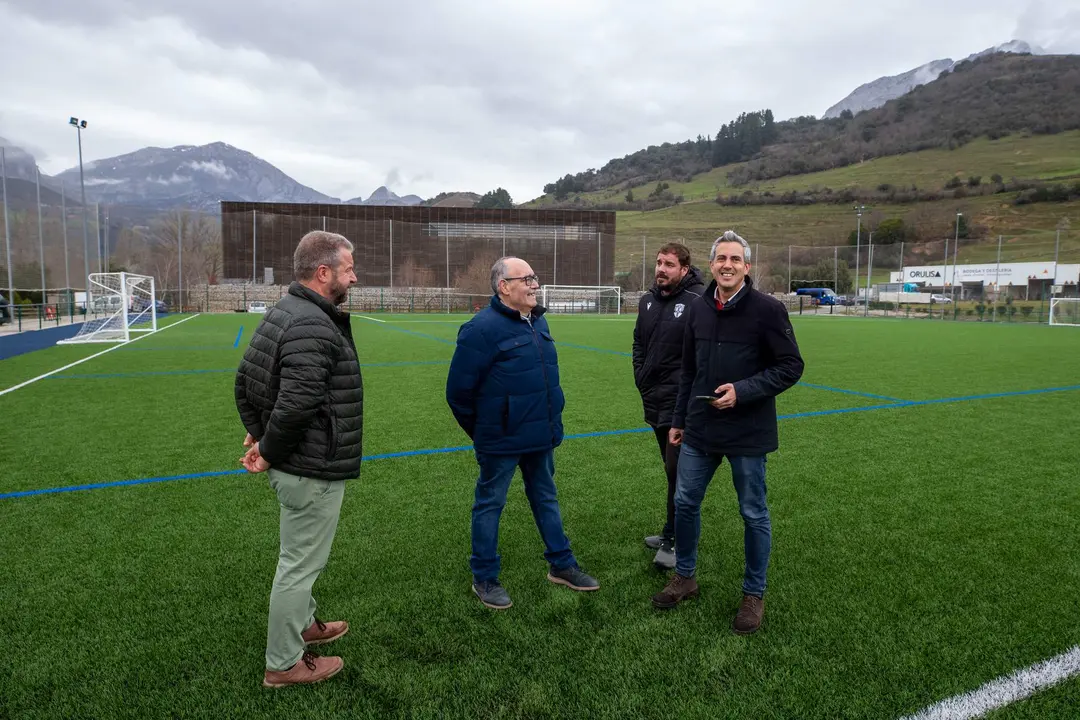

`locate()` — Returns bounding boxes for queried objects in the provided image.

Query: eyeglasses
[503,274,540,286]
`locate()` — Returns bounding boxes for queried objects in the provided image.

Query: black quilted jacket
[234,282,364,481]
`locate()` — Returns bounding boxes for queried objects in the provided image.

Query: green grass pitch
[1,311,1078,719]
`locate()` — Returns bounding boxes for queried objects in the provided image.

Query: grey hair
[710,230,751,262]
[293,231,354,280]
[490,256,515,294]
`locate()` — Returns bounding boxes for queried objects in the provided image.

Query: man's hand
[243,432,255,448]
[240,441,270,473]
[711,383,737,410]
[668,427,684,446]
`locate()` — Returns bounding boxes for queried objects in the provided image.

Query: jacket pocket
[325,405,338,460]
[501,395,509,432]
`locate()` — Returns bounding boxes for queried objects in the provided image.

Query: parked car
[0,293,10,325]
[248,301,267,313]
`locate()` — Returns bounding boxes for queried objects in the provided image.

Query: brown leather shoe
[302,617,349,646]
[651,573,699,609]
[263,651,343,688]
[732,594,764,634]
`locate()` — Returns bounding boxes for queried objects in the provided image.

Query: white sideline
[357,315,386,323]
[0,313,202,397]
[900,646,1080,720]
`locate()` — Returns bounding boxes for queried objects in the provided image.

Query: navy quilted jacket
[445,296,565,455]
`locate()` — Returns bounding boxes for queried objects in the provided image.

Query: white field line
[900,645,1080,720]
[0,313,203,397]
[357,315,386,323]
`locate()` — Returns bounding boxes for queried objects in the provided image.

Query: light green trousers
[265,468,344,671]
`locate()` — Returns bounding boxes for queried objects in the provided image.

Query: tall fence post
[641,235,646,289]
[252,209,257,284]
[993,235,1002,322]
[787,246,792,294]
[389,219,394,289]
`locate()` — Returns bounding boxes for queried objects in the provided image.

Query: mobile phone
[695,395,718,401]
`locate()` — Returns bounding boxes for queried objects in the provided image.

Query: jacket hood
[651,264,706,299]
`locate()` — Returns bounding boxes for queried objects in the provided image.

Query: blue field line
[48,359,453,380]
[119,345,235,352]
[233,326,244,348]
[51,369,235,379]
[797,382,905,402]
[357,317,456,345]
[5,383,1079,501]
[558,342,632,357]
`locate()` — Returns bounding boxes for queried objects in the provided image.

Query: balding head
[491,256,539,314]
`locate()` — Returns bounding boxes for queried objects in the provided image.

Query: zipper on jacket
[529,320,556,441]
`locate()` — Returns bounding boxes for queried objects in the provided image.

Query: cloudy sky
[1,0,1078,203]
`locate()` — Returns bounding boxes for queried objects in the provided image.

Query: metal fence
[219,203,617,293]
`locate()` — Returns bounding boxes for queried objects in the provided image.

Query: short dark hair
[657,242,691,267]
[293,231,354,281]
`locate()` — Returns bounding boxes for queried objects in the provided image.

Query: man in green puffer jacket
[235,230,362,689]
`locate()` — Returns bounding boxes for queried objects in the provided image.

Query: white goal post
[539,285,622,315]
[58,272,158,343]
[1048,298,1080,327]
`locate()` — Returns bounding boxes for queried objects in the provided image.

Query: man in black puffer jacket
[651,231,803,638]
[632,242,704,569]
[234,230,362,689]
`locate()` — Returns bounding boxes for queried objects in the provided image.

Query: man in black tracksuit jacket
[632,242,704,568]
[651,231,804,636]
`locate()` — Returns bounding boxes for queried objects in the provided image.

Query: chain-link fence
[2,184,1076,325]
[220,203,617,293]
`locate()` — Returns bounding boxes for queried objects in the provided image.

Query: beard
[328,276,349,306]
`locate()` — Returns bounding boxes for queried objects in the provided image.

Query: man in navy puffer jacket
[446,256,599,610]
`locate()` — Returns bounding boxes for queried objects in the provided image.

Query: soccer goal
[58,272,158,344]
[1048,298,1080,327]
[539,285,622,315]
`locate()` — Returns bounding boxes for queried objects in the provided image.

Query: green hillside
[528,131,1080,209]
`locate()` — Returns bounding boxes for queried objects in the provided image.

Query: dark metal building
[220,202,617,290]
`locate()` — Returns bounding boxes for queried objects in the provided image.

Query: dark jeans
[674,442,771,597]
[470,449,576,583]
[653,426,680,541]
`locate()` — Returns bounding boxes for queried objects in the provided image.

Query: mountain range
[822,40,1046,118]
[0,39,1068,214]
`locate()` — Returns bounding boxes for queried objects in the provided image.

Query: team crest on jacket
[674,303,685,318]
[647,301,652,310]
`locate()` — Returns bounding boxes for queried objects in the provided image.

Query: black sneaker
[472,579,512,609]
[547,565,600,591]
[644,534,664,550]
[653,538,675,570]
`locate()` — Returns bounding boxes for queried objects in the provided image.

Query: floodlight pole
[70,117,91,305]
[2,148,12,310]
[37,168,46,305]
[61,182,70,301]
[854,205,864,305]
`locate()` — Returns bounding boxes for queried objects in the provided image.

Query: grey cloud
[1,0,1066,202]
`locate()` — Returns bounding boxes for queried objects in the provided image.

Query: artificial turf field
[1,311,1078,719]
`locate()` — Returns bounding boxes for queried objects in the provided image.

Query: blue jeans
[673,442,771,597]
[471,449,576,583]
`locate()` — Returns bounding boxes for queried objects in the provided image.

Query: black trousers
[653,425,680,541]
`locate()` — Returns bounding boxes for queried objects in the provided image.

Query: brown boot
[263,651,344,688]
[732,594,764,634]
[651,573,699,609]
[302,617,349,646]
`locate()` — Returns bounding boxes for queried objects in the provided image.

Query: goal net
[58,272,158,343]
[1049,298,1080,327]
[539,285,622,315]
